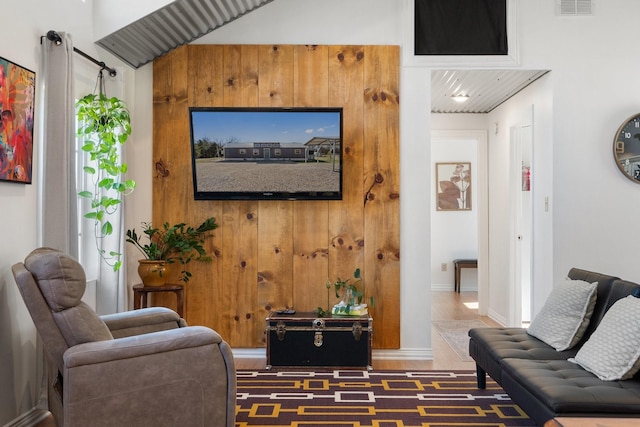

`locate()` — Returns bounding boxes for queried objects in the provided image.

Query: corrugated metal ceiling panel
[96,0,273,69]
[431,69,549,114]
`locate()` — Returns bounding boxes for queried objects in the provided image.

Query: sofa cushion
[501,358,640,425]
[468,327,579,387]
[570,295,640,381]
[526,278,597,351]
[469,328,579,362]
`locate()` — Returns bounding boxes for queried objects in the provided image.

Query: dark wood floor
[35,290,491,426]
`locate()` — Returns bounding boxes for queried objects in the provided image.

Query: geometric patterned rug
[236,370,536,426]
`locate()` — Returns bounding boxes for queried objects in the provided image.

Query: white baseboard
[232,348,266,359]
[231,348,433,362]
[3,408,50,427]
[487,308,507,326]
[431,284,479,292]
[373,348,433,360]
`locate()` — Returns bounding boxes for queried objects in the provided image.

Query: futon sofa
[469,268,640,426]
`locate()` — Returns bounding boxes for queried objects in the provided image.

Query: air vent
[557,0,593,15]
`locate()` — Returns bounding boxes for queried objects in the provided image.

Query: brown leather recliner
[12,247,236,427]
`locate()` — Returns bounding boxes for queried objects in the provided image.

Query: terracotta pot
[137,259,169,286]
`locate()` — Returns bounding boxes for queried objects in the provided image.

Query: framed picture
[436,162,472,211]
[0,56,36,184]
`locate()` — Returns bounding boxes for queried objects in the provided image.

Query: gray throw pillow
[526,278,597,351]
[570,295,640,381]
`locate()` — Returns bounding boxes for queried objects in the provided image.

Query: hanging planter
[77,70,135,271]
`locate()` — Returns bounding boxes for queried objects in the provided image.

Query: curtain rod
[43,30,117,77]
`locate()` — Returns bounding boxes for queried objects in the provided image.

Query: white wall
[514,1,640,284]
[432,114,488,131]
[0,1,139,423]
[0,1,90,423]
[487,73,554,324]
[430,139,479,291]
[93,0,174,40]
[431,115,488,294]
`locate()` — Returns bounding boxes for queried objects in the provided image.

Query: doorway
[430,130,488,315]
[428,70,553,348]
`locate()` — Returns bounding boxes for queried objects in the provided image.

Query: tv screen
[189,107,343,201]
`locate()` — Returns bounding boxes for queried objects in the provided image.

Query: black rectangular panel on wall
[415,0,507,55]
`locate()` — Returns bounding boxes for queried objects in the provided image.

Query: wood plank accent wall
[152,45,400,349]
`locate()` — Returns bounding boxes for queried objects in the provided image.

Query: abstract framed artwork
[0,56,36,184]
[436,162,472,211]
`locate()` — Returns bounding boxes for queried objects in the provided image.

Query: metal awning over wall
[96,0,273,69]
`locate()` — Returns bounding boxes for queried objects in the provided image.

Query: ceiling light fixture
[452,94,470,103]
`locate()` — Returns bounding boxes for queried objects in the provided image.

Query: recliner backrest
[16,248,113,351]
[24,248,113,346]
[12,260,69,375]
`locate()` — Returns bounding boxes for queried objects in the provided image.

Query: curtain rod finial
[46,30,62,46]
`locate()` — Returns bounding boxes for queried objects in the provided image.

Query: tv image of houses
[190,109,342,197]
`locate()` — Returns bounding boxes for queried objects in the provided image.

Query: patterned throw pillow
[570,295,640,381]
[526,278,598,351]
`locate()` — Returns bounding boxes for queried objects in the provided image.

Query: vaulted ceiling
[96,0,548,114]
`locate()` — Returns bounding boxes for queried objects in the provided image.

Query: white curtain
[40,32,78,257]
[41,33,127,314]
[35,30,77,413]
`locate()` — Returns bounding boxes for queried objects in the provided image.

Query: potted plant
[77,91,135,271]
[125,217,217,285]
[316,268,374,317]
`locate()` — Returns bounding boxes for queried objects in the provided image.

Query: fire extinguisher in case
[522,164,531,191]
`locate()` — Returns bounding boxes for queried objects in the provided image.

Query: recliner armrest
[64,325,220,367]
[61,326,235,427]
[100,307,186,338]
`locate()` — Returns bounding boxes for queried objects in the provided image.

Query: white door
[509,112,533,326]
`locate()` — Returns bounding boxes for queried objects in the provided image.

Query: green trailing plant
[77,92,135,271]
[125,217,218,283]
[316,268,374,317]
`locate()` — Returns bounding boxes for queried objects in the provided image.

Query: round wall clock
[613,113,640,183]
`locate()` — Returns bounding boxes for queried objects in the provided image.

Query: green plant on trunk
[315,268,374,317]
[125,217,218,283]
[77,92,135,271]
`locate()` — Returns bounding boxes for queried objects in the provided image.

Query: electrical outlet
[441,263,447,272]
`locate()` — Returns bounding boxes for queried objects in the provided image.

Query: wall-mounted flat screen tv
[189,107,343,201]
